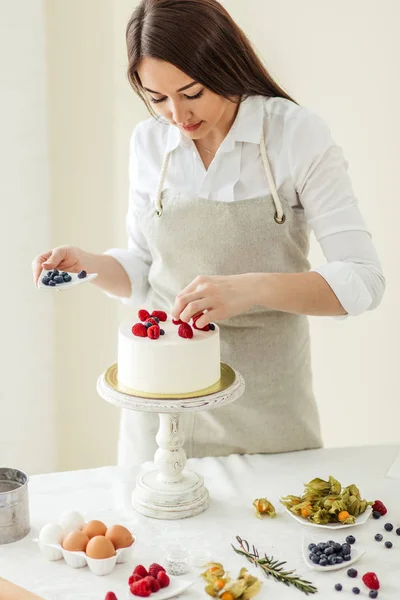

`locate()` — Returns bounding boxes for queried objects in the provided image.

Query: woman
[32,0,385,465]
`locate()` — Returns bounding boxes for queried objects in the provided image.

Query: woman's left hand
[172,273,260,328]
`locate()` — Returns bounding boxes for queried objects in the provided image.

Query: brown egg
[62,530,89,552]
[86,535,116,559]
[81,520,107,539]
[105,524,134,549]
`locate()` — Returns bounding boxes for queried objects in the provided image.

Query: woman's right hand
[32,245,87,287]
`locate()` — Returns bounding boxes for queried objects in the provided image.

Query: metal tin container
[0,467,30,544]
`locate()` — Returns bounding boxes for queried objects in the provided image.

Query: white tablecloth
[1,445,399,600]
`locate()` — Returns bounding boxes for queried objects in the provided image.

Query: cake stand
[97,363,245,520]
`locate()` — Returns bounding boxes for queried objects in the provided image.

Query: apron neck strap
[155,126,285,223]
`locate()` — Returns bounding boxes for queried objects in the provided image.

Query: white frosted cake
[117,310,221,395]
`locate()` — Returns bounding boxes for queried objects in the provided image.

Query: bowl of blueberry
[302,533,365,572]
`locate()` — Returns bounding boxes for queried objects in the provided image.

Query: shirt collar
[165,95,264,154]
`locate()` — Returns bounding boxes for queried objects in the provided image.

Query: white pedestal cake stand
[97,364,245,520]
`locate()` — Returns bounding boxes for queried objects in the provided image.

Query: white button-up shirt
[107,95,385,316]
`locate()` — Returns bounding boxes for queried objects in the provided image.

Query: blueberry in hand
[77,270,87,279]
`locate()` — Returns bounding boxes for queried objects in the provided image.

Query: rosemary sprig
[232,536,318,596]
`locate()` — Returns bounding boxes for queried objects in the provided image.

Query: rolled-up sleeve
[105,127,152,305]
[287,111,385,317]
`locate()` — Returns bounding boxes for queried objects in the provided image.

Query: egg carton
[38,540,133,575]
[36,510,135,576]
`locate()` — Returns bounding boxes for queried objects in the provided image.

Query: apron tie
[155,151,172,216]
[260,128,285,224]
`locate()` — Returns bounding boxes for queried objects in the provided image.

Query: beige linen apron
[118,126,322,466]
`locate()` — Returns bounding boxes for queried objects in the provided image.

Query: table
[1,445,399,600]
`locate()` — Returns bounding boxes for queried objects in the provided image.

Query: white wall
[0,1,56,473]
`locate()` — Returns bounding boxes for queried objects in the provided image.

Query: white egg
[38,522,64,545]
[58,510,85,535]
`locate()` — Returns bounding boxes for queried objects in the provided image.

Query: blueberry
[54,276,64,284]
[328,540,335,546]
[144,322,152,329]
[342,543,351,554]
[346,535,356,545]
[160,329,165,335]
[317,542,327,551]
[60,272,67,276]
[374,533,383,542]
[48,280,56,287]
[335,556,343,564]
[384,523,393,532]
[369,592,378,599]
[333,543,342,553]
[343,553,351,561]
[385,541,393,548]
[325,546,334,555]
[396,528,400,536]
[63,274,72,282]
[352,588,360,595]
[77,270,87,279]
[310,553,319,563]
[347,568,358,578]
[46,270,53,277]
[153,316,160,322]
[308,543,317,552]
[328,555,337,565]
[209,323,216,330]
[372,511,381,519]
[41,276,50,285]
[52,269,59,276]
[319,557,328,566]
[335,583,343,591]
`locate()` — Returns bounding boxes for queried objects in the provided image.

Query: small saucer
[302,535,366,572]
[38,269,97,291]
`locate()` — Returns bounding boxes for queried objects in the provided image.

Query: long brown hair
[126,0,296,113]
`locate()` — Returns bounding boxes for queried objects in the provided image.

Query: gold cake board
[104,362,235,399]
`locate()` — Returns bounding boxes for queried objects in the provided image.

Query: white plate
[38,269,98,290]
[127,577,194,599]
[302,534,366,572]
[283,504,372,529]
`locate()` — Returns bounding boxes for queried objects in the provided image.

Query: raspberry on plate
[129,574,143,585]
[133,565,149,579]
[148,563,166,578]
[143,575,161,592]
[362,572,380,590]
[130,579,152,597]
[157,570,170,588]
